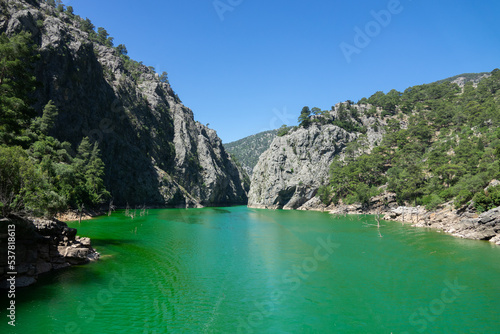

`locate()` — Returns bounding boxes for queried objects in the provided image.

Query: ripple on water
[4,208,500,334]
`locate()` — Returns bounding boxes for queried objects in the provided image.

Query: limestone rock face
[0,0,247,207]
[248,124,356,209]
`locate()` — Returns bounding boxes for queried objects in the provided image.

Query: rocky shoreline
[0,215,99,288]
[384,205,500,245]
[286,191,500,246]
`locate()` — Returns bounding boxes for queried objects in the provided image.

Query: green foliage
[96,27,114,47]
[419,194,444,211]
[88,26,114,47]
[116,44,127,56]
[473,185,500,213]
[298,106,311,127]
[159,71,168,83]
[331,103,366,133]
[0,32,39,145]
[32,100,58,135]
[224,129,279,173]
[121,56,143,82]
[329,148,387,206]
[0,146,41,217]
[369,89,401,115]
[80,18,95,33]
[317,185,332,205]
[325,68,500,210]
[311,107,322,115]
[277,124,290,137]
[0,32,110,217]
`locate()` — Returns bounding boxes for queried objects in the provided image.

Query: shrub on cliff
[474,185,500,213]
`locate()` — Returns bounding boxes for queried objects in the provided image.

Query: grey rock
[248,124,356,209]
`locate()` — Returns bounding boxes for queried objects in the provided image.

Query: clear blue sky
[66,0,500,143]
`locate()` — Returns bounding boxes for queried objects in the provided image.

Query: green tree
[298,106,311,127]
[56,0,64,12]
[0,32,38,146]
[80,18,95,33]
[159,71,168,83]
[311,107,322,115]
[277,124,289,137]
[96,27,113,47]
[317,185,332,205]
[434,164,465,188]
[32,100,58,136]
[473,185,500,213]
[0,146,56,217]
[116,44,128,56]
[72,138,110,207]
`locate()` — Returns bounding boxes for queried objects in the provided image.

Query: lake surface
[2,206,500,333]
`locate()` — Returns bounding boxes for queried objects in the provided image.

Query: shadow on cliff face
[274,186,297,209]
[34,41,166,206]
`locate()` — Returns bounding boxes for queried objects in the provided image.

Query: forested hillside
[248,69,500,212]
[224,129,280,175]
[320,69,500,212]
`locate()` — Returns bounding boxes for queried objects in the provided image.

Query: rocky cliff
[248,104,383,209]
[0,215,98,287]
[1,0,248,207]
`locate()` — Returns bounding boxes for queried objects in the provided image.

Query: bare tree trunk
[108,200,114,216]
[79,204,84,224]
[376,208,383,238]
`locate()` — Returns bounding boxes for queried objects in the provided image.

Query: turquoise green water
[2,206,500,333]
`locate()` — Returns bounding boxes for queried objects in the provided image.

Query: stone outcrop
[0,0,248,207]
[382,205,500,245]
[248,124,356,209]
[0,215,99,288]
[248,103,384,209]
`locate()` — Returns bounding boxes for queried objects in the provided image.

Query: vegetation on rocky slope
[224,129,279,175]
[315,69,500,211]
[0,31,109,217]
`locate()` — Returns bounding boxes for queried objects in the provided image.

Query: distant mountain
[435,72,491,87]
[224,130,280,175]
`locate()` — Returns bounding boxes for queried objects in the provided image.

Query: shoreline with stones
[0,215,99,288]
[290,190,500,246]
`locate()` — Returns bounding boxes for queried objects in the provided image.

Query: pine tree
[298,106,311,127]
[32,100,58,135]
[0,32,38,145]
